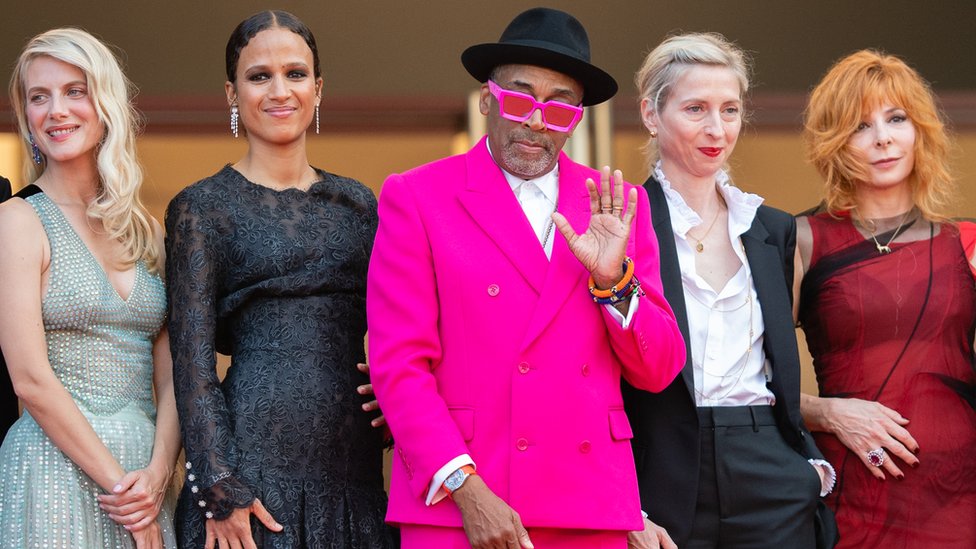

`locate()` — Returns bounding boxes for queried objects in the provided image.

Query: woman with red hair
[796,50,976,548]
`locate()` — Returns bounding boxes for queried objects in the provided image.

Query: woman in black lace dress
[165,11,395,548]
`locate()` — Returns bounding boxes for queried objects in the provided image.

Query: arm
[0,200,126,492]
[99,222,181,531]
[367,174,470,496]
[165,194,279,541]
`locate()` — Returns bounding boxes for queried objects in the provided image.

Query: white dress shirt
[655,163,776,407]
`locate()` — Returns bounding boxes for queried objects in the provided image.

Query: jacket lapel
[645,177,696,400]
[457,139,549,294]
[521,154,591,348]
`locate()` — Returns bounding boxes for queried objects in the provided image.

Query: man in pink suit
[367,8,685,548]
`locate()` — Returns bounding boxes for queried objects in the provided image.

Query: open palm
[553,167,638,289]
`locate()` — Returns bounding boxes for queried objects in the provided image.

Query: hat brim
[462,42,618,106]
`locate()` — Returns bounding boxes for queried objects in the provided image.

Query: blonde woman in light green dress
[0,28,179,548]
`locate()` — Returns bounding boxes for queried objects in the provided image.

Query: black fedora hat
[461,7,618,106]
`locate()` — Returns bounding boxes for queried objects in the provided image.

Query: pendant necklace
[687,205,722,253]
[868,210,913,254]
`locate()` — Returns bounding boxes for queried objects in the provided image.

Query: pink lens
[487,80,583,132]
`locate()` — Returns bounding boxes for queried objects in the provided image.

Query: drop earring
[314,104,320,135]
[28,133,42,164]
[230,105,239,138]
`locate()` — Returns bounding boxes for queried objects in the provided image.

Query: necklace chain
[867,210,914,254]
[687,202,723,253]
[692,271,755,403]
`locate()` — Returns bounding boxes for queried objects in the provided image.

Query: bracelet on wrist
[588,257,635,299]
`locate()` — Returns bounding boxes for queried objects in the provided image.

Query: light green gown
[0,193,176,548]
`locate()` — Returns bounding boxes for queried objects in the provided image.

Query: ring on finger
[866,447,886,467]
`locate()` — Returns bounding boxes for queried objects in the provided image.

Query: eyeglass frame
[487,80,584,133]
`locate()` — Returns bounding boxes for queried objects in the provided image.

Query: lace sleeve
[165,190,254,520]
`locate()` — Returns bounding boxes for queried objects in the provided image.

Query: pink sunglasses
[487,80,583,133]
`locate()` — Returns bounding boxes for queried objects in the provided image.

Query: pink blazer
[367,137,685,531]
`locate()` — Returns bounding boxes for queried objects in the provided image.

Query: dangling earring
[314,104,320,135]
[230,105,239,138]
[649,130,658,139]
[28,133,42,164]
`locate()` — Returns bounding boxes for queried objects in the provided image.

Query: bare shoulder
[0,197,44,239]
[0,198,47,269]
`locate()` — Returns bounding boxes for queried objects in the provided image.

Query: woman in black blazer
[623,33,836,549]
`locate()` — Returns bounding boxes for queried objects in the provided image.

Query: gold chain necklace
[687,206,722,253]
[868,210,913,254]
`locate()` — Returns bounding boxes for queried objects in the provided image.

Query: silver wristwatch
[444,466,474,494]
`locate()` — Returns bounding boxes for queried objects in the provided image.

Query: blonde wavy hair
[635,32,751,170]
[803,50,954,222]
[9,28,160,271]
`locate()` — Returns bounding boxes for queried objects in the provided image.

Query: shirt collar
[654,160,763,239]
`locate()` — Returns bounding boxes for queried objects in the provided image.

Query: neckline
[225,164,327,194]
[37,193,141,305]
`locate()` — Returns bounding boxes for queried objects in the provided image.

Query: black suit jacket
[0,176,17,441]
[623,176,824,545]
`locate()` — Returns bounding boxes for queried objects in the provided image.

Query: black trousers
[687,406,821,549]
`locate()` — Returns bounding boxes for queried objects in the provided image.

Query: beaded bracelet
[591,275,643,304]
[588,257,635,299]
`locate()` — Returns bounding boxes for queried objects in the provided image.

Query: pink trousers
[400,524,628,549]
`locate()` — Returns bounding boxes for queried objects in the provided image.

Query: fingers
[611,168,625,216]
[512,512,534,549]
[622,187,638,227]
[599,166,613,215]
[252,499,284,532]
[356,362,370,374]
[371,414,387,428]
[205,519,216,549]
[113,471,140,494]
[586,178,600,214]
[877,402,910,425]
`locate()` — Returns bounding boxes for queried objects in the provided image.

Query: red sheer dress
[799,213,976,548]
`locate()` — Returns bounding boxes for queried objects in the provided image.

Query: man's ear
[479,84,492,116]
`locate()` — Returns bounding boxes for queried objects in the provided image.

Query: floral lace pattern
[165,165,395,547]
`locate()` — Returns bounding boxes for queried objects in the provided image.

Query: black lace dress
[165,165,395,548]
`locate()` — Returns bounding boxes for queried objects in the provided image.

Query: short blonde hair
[9,28,159,271]
[635,32,751,166]
[803,50,953,222]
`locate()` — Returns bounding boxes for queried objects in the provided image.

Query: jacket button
[518,362,530,374]
[581,363,590,376]
[516,438,529,451]
[487,284,500,296]
[578,440,592,453]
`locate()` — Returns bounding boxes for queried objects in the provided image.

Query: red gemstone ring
[867,448,886,467]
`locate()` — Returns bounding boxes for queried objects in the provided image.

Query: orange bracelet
[588,257,635,298]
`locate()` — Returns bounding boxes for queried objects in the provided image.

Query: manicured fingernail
[896,474,904,480]
[113,485,122,492]
[911,461,919,468]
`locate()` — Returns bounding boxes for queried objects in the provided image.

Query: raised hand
[553,166,638,290]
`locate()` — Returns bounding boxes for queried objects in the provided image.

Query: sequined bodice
[28,194,166,417]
